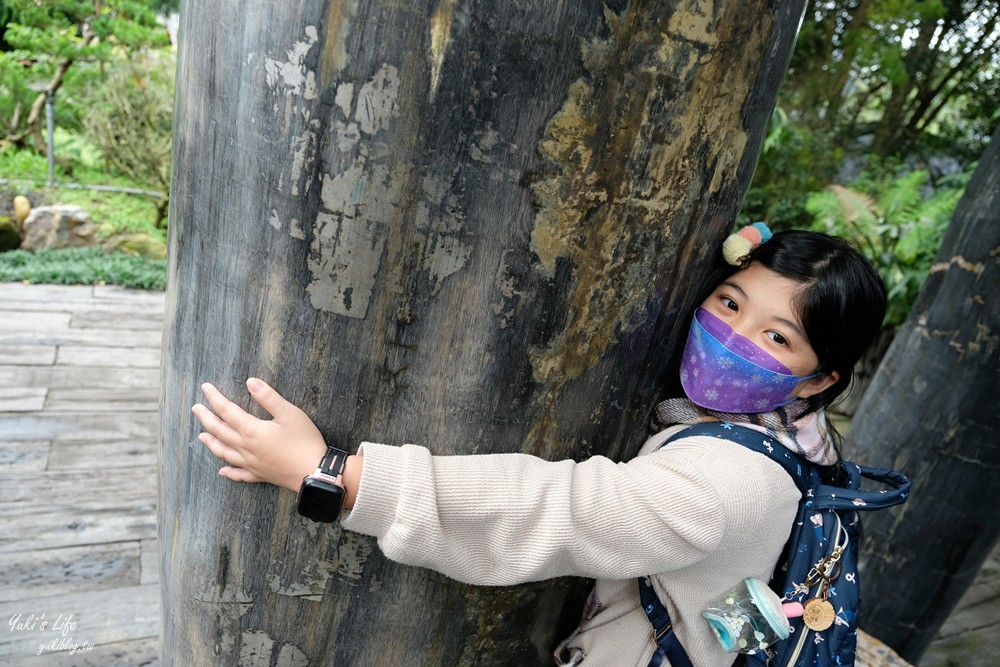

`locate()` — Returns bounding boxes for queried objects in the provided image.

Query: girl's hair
[705,230,887,411]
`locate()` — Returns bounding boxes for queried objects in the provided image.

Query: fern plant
[805,168,968,328]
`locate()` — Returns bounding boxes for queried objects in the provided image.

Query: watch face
[297,478,345,523]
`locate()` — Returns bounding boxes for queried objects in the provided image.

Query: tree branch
[5,17,98,153]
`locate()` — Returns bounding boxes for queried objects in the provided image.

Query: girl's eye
[721,297,738,311]
[768,331,788,346]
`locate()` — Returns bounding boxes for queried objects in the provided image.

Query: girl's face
[700,262,839,401]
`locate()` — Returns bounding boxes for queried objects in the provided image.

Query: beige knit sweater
[341,425,800,667]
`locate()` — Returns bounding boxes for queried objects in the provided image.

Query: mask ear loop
[777,370,825,407]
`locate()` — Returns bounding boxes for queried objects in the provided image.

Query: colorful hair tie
[722,222,772,267]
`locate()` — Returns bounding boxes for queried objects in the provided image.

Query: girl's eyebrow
[720,280,746,297]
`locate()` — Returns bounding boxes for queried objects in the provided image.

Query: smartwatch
[296,446,349,523]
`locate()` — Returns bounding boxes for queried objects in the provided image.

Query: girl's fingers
[246,377,297,422]
[198,431,244,468]
[192,403,242,447]
[201,383,256,434]
[219,466,261,483]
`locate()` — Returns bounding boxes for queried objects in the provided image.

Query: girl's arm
[338,439,735,585]
[190,379,776,587]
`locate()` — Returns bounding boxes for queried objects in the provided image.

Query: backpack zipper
[783,626,810,666]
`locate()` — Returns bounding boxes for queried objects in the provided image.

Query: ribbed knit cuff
[340,441,406,537]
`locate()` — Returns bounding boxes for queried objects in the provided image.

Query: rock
[0,216,20,251]
[21,205,99,252]
[102,232,168,260]
[13,195,31,229]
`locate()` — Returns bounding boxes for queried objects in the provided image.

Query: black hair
[710,230,888,411]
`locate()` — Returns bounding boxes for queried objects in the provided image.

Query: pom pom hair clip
[722,222,773,267]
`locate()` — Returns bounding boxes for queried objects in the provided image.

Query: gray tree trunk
[159,1,806,664]
[852,124,1000,663]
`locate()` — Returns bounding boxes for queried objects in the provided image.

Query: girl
[192,227,887,666]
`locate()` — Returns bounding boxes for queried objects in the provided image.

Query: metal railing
[0,177,164,200]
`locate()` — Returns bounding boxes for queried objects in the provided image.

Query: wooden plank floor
[0,283,162,667]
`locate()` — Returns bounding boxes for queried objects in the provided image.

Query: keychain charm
[800,544,842,632]
[802,598,836,631]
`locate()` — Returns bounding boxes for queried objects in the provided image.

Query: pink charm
[782,602,805,618]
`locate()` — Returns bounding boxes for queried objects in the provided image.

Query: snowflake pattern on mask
[680,308,816,413]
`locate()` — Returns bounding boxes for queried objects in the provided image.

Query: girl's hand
[192,378,328,492]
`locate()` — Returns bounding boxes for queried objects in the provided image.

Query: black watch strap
[317,447,349,477]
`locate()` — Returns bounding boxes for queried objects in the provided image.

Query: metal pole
[45,90,55,186]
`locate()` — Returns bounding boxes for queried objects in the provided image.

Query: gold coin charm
[802,598,836,631]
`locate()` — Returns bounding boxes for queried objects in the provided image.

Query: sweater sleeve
[339,438,732,586]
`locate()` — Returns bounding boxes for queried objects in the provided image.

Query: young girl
[192,228,887,667]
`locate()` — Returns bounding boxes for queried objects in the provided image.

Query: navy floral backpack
[641,422,910,667]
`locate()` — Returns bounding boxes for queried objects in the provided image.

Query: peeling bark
[160,0,806,664]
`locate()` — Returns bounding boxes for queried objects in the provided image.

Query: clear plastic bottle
[702,578,796,654]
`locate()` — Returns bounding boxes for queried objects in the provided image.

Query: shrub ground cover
[0,246,167,290]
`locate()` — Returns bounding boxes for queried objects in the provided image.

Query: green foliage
[740,107,841,231]
[0,52,35,134]
[0,142,50,180]
[83,55,174,191]
[147,0,180,13]
[805,168,969,328]
[1,0,171,146]
[7,0,165,47]
[0,246,166,290]
[1,0,175,239]
[103,231,167,259]
[784,0,999,162]
[743,1,994,332]
[53,127,103,169]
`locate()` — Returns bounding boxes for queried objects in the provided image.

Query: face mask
[680,308,818,413]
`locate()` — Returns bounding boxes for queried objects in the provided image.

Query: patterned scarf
[652,397,839,466]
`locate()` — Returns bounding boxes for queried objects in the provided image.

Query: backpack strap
[656,421,815,493]
[637,576,694,667]
[658,422,911,510]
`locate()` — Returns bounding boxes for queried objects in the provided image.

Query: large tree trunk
[159,0,805,664]
[852,124,1000,663]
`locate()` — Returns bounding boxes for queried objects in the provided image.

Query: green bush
[0,144,51,181]
[82,56,174,208]
[0,246,166,290]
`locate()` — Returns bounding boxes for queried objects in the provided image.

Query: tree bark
[159,0,806,664]
[852,123,1000,663]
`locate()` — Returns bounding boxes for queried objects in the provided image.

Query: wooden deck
[0,283,162,667]
[0,281,981,667]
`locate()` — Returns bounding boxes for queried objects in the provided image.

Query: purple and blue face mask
[680,308,818,414]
